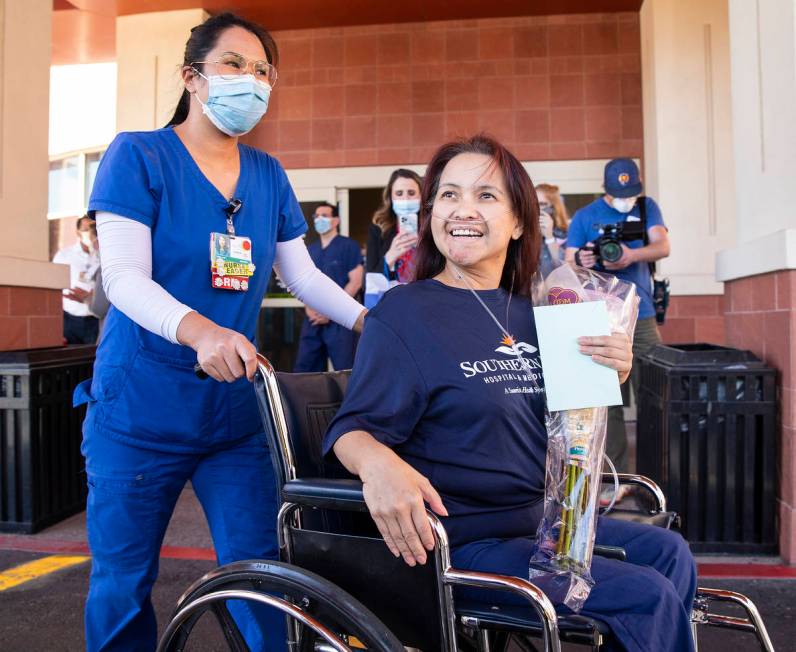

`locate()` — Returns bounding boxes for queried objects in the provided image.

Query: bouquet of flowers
[528,262,638,611]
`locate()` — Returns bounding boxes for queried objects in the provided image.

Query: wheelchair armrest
[593,544,627,561]
[444,568,561,652]
[282,478,369,513]
[601,472,667,512]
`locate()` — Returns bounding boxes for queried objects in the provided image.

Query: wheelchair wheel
[157,560,404,652]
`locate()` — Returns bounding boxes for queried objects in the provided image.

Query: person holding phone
[366,168,423,284]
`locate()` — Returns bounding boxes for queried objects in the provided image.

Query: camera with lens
[579,220,646,265]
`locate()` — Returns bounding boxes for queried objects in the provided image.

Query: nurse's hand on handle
[178,311,257,383]
[333,430,448,567]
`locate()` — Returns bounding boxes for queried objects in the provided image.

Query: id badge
[210,232,256,291]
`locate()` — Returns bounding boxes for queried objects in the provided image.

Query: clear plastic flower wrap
[528,261,639,612]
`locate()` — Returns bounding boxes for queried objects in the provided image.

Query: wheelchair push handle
[194,353,272,381]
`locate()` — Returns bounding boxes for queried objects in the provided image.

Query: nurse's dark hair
[414,134,541,298]
[372,168,423,235]
[165,12,278,127]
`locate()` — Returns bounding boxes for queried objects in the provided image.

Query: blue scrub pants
[294,320,357,372]
[452,517,697,652]
[83,433,283,652]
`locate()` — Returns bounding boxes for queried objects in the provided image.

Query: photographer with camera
[566,159,670,496]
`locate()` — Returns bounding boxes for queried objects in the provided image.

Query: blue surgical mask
[393,199,420,216]
[195,73,271,136]
[314,216,333,234]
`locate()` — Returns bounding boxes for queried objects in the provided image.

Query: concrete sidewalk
[1,419,794,651]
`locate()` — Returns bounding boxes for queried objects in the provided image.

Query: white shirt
[53,241,100,317]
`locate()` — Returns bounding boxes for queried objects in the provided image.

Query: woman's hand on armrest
[578,331,633,385]
[333,430,448,567]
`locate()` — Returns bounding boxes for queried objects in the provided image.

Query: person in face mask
[53,215,100,344]
[535,183,570,271]
[294,202,363,372]
[565,158,671,494]
[75,12,367,652]
[366,168,423,288]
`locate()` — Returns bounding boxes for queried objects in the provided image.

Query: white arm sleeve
[274,237,364,330]
[96,212,194,344]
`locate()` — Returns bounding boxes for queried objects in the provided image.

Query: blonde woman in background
[535,183,569,265]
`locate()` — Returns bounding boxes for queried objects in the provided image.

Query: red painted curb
[2,537,794,577]
[0,536,215,561]
[697,563,796,579]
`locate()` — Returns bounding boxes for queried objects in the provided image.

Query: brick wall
[658,295,726,345]
[724,270,796,562]
[244,12,643,167]
[0,287,64,351]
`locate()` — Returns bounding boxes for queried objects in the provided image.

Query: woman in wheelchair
[322,135,697,652]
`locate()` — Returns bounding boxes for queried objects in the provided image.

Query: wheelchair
[158,354,775,652]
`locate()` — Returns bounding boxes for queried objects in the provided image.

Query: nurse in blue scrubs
[325,135,697,652]
[294,202,363,372]
[76,13,365,651]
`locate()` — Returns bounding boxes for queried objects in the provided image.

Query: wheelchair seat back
[260,369,447,650]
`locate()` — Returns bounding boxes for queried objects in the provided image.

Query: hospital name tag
[210,232,256,292]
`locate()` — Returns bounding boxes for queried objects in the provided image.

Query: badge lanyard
[210,199,255,292]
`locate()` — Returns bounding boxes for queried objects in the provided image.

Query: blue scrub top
[323,280,548,547]
[306,235,362,289]
[566,196,665,319]
[78,128,307,452]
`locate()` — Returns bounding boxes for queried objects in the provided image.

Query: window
[47,148,106,219]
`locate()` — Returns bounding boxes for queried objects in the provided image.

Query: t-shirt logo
[618,172,630,185]
[495,334,538,356]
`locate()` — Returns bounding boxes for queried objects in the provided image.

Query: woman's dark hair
[166,12,279,127]
[372,168,423,235]
[414,134,541,298]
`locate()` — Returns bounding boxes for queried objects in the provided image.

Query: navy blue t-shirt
[307,235,362,289]
[323,280,548,547]
[566,196,665,319]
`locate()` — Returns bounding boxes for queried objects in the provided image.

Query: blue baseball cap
[604,158,643,198]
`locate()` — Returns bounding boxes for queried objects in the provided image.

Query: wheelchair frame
[161,354,776,652]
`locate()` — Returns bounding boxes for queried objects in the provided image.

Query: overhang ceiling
[53,0,643,65]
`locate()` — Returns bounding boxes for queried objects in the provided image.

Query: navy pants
[64,312,99,344]
[83,433,283,652]
[294,320,357,372]
[452,517,697,652]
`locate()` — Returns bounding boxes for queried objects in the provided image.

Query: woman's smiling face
[430,152,523,275]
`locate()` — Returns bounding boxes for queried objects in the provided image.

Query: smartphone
[398,212,418,235]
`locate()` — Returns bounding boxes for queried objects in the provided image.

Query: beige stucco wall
[716,0,796,281]
[0,0,68,288]
[116,9,208,133]
[640,0,736,295]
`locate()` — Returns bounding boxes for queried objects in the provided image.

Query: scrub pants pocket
[84,437,190,652]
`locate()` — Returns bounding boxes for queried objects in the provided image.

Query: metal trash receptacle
[637,343,777,553]
[0,345,95,534]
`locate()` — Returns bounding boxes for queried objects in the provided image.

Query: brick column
[724,270,796,561]
[0,287,64,350]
